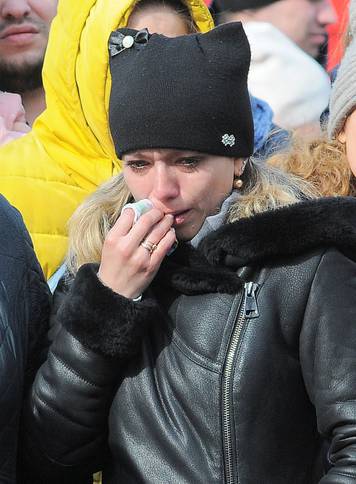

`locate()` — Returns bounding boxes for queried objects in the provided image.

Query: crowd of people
[1,0,356,483]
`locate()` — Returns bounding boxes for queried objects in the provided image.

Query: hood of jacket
[0,0,213,280]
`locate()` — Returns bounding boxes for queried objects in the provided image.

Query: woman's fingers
[109,207,165,240]
[149,228,177,265]
[106,208,172,260]
[108,207,137,237]
[127,208,166,243]
[99,206,175,298]
[138,213,173,250]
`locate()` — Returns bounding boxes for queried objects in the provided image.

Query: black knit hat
[108,23,254,158]
[214,0,280,12]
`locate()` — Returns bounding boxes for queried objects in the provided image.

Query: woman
[22,23,356,483]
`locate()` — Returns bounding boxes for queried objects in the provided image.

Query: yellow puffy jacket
[0,0,213,280]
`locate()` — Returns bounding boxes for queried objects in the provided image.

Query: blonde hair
[67,158,317,274]
[268,134,356,197]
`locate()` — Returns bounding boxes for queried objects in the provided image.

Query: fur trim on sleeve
[57,264,159,358]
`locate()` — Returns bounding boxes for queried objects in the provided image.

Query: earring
[233,157,249,189]
[233,178,243,189]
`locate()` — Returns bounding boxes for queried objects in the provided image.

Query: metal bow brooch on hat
[109,28,150,57]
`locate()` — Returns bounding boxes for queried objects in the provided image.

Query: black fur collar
[155,197,356,295]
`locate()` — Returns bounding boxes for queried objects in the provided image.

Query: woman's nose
[151,166,179,202]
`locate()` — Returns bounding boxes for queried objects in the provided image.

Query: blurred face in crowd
[338,110,356,178]
[0,0,57,92]
[127,2,195,36]
[123,149,244,241]
[252,0,337,58]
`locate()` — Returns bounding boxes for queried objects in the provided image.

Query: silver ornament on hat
[222,134,236,147]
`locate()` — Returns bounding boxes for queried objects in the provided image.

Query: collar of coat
[154,197,356,295]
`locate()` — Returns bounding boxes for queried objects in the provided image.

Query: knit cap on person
[328,0,356,138]
[213,0,280,13]
[108,22,254,159]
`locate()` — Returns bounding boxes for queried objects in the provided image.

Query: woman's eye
[179,157,201,168]
[125,160,149,171]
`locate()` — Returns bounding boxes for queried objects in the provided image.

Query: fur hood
[155,197,356,295]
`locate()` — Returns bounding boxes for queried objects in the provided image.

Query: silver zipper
[222,282,259,484]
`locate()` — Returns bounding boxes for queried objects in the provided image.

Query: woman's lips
[172,209,190,226]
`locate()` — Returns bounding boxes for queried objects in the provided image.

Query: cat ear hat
[108,22,254,159]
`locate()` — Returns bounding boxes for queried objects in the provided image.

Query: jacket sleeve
[0,195,51,387]
[300,248,356,483]
[20,263,160,484]
[21,212,52,391]
[0,196,51,483]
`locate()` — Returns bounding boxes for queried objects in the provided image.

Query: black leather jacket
[0,195,50,483]
[21,197,356,483]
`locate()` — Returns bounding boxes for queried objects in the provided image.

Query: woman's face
[123,149,244,241]
[127,6,191,37]
[338,109,356,176]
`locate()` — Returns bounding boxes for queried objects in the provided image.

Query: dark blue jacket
[0,195,50,483]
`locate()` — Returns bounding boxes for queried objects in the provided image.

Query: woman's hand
[98,207,176,298]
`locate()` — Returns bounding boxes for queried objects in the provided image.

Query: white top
[243,22,331,129]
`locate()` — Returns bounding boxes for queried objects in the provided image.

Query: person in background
[0,91,30,145]
[0,194,50,483]
[213,0,336,132]
[269,0,356,197]
[21,22,356,484]
[0,0,58,126]
[214,0,336,58]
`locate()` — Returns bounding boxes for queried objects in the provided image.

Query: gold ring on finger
[141,239,158,255]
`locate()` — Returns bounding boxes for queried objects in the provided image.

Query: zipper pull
[243,282,259,318]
